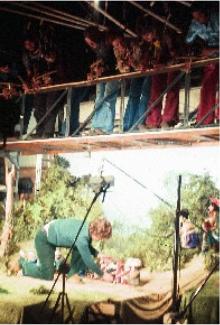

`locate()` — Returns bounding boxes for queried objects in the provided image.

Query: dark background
[0,1,219,81]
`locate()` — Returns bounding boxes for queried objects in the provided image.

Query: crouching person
[18,217,112,280]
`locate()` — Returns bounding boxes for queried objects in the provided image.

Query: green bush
[104,173,219,272]
[9,157,103,253]
[204,249,219,271]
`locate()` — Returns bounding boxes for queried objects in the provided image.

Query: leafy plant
[105,173,219,271]
[10,156,103,252]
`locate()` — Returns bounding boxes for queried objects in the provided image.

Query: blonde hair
[89,217,112,240]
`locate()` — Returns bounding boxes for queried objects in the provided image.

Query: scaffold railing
[10,56,220,141]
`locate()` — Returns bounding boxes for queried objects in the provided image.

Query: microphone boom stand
[40,182,110,323]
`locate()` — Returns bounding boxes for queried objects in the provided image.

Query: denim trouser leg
[133,76,152,126]
[92,83,105,130]
[19,229,55,280]
[70,87,90,133]
[123,78,144,131]
[92,80,119,133]
[44,91,62,135]
[70,88,80,133]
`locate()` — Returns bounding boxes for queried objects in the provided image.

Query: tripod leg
[50,292,62,323]
[65,293,75,323]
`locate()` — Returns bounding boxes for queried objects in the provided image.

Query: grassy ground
[181,272,219,324]
[0,266,146,324]
[0,251,218,324]
[0,272,110,324]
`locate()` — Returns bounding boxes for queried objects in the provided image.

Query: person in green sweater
[18,217,112,280]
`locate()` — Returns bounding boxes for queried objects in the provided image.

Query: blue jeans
[123,76,151,131]
[59,87,89,135]
[92,80,119,133]
[70,87,89,134]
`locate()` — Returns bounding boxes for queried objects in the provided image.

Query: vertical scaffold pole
[35,154,43,195]
[65,88,72,137]
[119,80,126,132]
[184,66,191,127]
[172,175,182,311]
[19,94,26,137]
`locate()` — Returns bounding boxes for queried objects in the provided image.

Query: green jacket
[47,218,102,276]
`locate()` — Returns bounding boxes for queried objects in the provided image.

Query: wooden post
[35,154,43,195]
[172,175,182,312]
[0,159,16,258]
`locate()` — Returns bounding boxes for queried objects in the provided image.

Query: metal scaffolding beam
[24,58,219,94]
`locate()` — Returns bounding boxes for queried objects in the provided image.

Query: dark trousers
[19,229,55,280]
[22,95,33,134]
[0,98,20,138]
[59,87,89,135]
[34,91,62,136]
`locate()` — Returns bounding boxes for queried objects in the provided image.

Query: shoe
[42,133,54,139]
[174,121,195,129]
[174,122,185,129]
[138,124,159,131]
[137,124,148,131]
[161,121,179,129]
[93,128,109,135]
[82,128,109,136]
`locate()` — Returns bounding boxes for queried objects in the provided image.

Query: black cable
[103,157,174,209]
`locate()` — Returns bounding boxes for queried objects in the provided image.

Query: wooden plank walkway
[0,126,219,155]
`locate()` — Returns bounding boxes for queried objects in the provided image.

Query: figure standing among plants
[202,197,219,252]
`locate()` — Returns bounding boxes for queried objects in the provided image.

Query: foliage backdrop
[1,155,218,271]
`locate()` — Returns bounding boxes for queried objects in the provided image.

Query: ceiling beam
[0,5,85,31]
[86,1,137,38]
[129,1,182,34]
[32,1,108,31]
